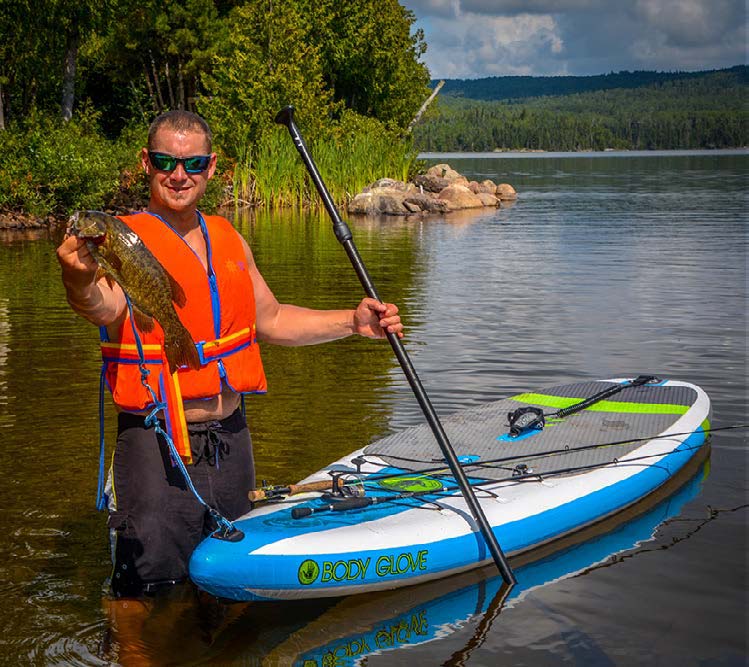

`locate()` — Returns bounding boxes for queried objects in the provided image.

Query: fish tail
[164,324,201,373]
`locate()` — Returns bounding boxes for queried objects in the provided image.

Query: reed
[231,127,418,209]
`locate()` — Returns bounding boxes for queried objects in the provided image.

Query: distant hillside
[433,65,748,101]
[415,68,748,152]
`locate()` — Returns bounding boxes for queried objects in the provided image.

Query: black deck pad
[362,381,698,481]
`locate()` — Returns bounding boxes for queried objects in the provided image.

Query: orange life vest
[99,211,267,461]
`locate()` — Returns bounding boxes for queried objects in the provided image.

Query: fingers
[56,235,99,283]
[361,298,404,339]
[380,317,404,338]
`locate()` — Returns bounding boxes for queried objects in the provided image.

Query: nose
[170,161,189,180]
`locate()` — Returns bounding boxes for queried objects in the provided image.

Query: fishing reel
[507,406,545,438]
[321,473,366,501]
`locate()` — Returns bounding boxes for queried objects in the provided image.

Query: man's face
[141,128,217,214]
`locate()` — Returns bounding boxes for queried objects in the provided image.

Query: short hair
[147,110,213,152]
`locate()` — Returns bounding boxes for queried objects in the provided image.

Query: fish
[68,210,201,373]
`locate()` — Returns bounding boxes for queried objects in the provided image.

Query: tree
[199,0,334,155]
[308,0,430,131]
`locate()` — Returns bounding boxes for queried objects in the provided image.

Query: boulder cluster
[0,212,49,230]
[347,163,517,217]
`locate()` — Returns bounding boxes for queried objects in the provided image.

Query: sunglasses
[148,151,212,174]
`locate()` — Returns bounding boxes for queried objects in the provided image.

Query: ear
[141,148,151,174]
[206,153,218,180]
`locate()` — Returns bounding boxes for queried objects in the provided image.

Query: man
[56,110,403,598]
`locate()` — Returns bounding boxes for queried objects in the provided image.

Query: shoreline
[419,147,749,159]
[0,211,57,231]
[4,147,746,230]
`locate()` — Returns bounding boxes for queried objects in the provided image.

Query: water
[0,151,745,665]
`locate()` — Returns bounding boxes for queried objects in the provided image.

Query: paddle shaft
[274,106,516,586]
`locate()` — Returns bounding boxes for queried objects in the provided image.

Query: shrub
[0,108,146,217]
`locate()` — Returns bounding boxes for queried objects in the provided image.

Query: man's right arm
[56,235,127,327]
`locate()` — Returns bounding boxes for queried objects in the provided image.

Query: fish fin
[104,251,124,276]
[165,269,187,309]
[132,306,156,333]
[164,326,201,373]
[94,267,114,288]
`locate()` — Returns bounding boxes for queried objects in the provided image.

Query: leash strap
[94,296,238,537]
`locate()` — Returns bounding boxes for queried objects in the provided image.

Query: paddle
[275,105,517,586]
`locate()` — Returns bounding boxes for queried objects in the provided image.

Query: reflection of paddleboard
[276,451,709,666]
[190,377,711,602]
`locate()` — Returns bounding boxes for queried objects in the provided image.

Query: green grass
[233,126,419,208]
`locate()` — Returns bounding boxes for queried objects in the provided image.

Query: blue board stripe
[190,428,706,600]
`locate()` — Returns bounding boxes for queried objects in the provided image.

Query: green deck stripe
[512,392,690,415]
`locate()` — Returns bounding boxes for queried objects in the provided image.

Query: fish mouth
[67,211,106,243]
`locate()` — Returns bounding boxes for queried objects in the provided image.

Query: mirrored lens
[182,155,211,173]
[149,152,177,171]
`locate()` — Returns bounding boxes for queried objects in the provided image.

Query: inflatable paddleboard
[189,376,711,601]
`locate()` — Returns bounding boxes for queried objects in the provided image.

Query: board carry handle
[275,105,517,587]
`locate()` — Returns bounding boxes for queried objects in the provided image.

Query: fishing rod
[249,477,355,502]
[275,105,516,586]
[290,485,450,519]
[288,440,710,520]
[254,423,742,504]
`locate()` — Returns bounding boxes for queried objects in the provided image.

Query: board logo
[377,475,443,493]
[298,559,320,585]
[297,550,429,586]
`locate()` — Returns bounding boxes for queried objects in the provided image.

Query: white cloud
[402,0,746,77]
[420,13,565,78]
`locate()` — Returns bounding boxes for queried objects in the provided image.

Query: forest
[435,66,747,101]
[0,0,430,216]
[415,67,747,152]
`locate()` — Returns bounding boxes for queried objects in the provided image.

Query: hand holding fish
[57,231,127,328]
[57,233,101,290]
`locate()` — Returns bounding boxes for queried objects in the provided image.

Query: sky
[400,0,747,79]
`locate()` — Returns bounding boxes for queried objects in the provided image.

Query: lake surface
[0,151,745,665]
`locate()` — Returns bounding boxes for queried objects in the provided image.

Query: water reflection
[94,448,709,666]
[0,298,10,429]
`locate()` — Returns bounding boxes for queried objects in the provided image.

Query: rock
[404,193,449,213]
[495,183,517,200]
[0,212,47,230]
[426,163,462,181]
[477,192,500,207]
[437,184,485,210]
[346,163,516,216]
[412,174,450,193]
[350,188,413,215]
[369,178,408,191]
[375,193,409,215]
[348,192,378,215]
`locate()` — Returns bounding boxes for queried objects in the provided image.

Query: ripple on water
[26,622,110,667]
